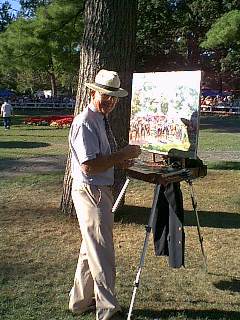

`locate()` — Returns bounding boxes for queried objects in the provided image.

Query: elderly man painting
[68,70,141,320]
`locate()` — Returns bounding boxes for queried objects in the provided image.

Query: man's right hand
[118,144,141,160]
[81,145,141,176]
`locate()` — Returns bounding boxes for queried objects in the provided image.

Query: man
[1,100,13,129]
[68,69,141,320]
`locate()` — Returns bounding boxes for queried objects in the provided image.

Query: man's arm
[81,145,141,175]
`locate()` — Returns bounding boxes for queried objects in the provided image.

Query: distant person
[1,100,13,130]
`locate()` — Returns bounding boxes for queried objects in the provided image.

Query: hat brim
[85,83,128,97]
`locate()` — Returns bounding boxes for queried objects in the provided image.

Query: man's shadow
[126,307,240,320]
[214,279,240,293]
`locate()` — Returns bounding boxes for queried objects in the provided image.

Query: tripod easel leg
[187,180,208,272]
[127,184,161,320]
[112,178,131,213]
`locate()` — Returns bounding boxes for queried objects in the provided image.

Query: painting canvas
[129,71,201,159]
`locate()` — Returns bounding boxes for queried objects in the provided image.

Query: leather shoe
[70,301,96,315]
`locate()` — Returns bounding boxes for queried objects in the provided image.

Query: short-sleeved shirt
[69,103,113,186]
[1,103,13,117]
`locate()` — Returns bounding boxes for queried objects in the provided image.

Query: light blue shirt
[69,104,114,186]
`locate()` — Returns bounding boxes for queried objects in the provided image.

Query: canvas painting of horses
[129,71,201,159]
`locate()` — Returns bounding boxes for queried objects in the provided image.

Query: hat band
[94,83,119,91]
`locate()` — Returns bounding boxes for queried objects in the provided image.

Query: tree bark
[48,71,57,97]
[61,0,137,215]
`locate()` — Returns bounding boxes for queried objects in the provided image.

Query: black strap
[95,83,119,91]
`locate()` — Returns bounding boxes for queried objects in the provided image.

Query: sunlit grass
[0,115,70,159]
[0,171,239,320]
[0,113,240,320]
[199,130,240,152]
[0,114,240,159]
[199,116,240,152]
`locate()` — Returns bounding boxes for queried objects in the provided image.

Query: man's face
[92,91,119,115]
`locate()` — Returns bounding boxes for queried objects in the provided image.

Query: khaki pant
[69,183,121,320]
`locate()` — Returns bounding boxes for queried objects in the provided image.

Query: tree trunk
[48,71,57,97]
[60,0,137,215]
[187,32,199,68]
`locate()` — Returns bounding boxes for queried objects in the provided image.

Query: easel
[112,156,208,320]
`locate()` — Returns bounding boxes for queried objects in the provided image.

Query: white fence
[12,100,240,114]
[12,102,75,109]
[200,99,240,115]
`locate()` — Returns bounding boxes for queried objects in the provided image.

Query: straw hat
[85,69,128,97]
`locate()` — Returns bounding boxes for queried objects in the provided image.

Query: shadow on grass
[0,261,45,283]
[207,161,240,170]
[131,307,240,320]
[116,206,240,229]
[0,156,66,173]
[214,279,240,293]
[184,210,240,229]
[0,141,50,148]
[200,116,240,133]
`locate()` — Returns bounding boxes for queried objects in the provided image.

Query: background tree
[0,0,84,95]
[0,1,16,90]
[201,10,240,85]
[136,0,177,70]
[136,0,240,75]
[61,0,138,215]
[0,1,14,32]
[19,0,51,17]
[1,0,240,93]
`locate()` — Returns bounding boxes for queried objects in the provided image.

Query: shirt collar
[88,103,97,112]
[88,103,104,120]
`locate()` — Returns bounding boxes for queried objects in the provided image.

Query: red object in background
[24,115,74,126]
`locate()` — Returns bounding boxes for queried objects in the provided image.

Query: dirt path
[0,156,67,177]
[0,151,239,178]
[198,150,240,162]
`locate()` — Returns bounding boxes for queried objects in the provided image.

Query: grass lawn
[0,113,240,320]
[199,116,240,152]
[0,115,70,159]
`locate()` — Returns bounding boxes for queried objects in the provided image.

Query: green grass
[0,172,239,320]
[207,161,240,170]
[0,113,240,320]
[0,115,70,159]
[199,131,240,152]
[1,114,240,161]
[199,116,240,152]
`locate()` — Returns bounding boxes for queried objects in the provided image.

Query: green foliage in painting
[131,92,142,116]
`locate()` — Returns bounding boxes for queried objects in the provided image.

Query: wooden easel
[112,155,207,320]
